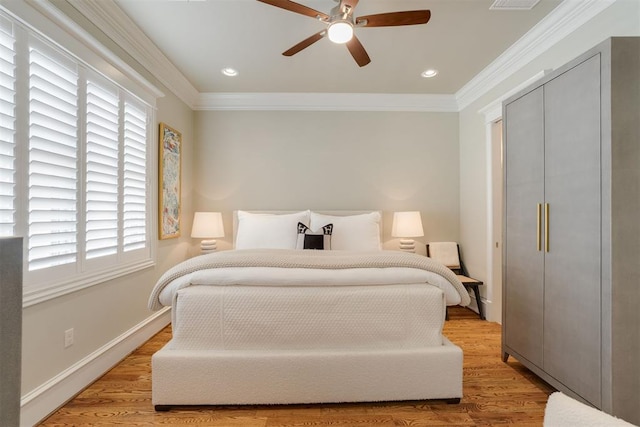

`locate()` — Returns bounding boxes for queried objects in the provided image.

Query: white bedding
[150,249,469,310]
[159,266,462,307]
[171,283,446,351]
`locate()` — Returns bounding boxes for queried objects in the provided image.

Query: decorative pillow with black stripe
[296,222,333,250]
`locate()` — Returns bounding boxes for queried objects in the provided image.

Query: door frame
[478,71,548,323]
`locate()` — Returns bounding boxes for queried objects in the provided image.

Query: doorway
[489,120,503,322]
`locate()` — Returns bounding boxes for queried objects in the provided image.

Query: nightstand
[456,274,485,320]
[426,243,485,321]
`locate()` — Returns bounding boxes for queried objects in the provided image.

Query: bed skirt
[151,337,463,408]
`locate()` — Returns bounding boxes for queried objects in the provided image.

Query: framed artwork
[159,123,182,239]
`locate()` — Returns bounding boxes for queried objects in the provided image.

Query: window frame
[0,4,161,307]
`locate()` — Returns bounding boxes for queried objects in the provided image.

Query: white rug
[544,392,637,427]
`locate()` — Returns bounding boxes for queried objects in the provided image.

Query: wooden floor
[38,307,554,426]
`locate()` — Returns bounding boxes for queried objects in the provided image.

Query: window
[28,43,79,271]
[0,14,15,237]
[0,10,155,305]
[85,77,119,261]
[122,101,148,252]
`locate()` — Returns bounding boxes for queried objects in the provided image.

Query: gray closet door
[504,87,545,367]
[543,54,602,406]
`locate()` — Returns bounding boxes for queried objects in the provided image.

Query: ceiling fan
[257,0,431,67]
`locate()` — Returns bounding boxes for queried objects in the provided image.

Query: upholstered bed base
[151,270,465,409]
[152,337,462,408]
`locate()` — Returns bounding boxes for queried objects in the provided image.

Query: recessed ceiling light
[490,0,540,10]
[421,69,438,78]
[221,68,238,77]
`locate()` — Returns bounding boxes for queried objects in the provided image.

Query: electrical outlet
[64,328,74,348]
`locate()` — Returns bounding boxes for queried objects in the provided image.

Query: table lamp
[391,211,424,253]
[191,212,224,253]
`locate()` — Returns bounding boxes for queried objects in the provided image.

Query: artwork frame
[158,123,182,239]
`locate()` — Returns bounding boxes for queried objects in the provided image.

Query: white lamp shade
[191,212,225,238]
[391,211,424,238]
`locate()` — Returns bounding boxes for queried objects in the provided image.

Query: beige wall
[193,110,460,255]
[458,0,640,321]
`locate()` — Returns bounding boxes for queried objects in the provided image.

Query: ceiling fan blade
[339,0,359,14]
[356,10,431,27]
[257,0,329,20]
[346,35,371,67]
[282,30,326,56]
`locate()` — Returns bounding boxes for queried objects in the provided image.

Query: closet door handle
[545,203,550,253]
[537,203,542,251]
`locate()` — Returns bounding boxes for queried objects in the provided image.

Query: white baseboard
[466,293,501,324]
[469,297,501,324]
[20,307,171,427]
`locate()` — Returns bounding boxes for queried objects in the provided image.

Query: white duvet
[149,249,470,312]
[158,266,463,307]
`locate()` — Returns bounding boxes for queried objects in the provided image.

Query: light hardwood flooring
[38,307,554,426]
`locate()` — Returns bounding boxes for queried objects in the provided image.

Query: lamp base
[399,238,416,253]
[200,239,217,254]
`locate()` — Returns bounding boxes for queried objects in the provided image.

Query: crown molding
[3,0,164,103]
[67,0,199,108]
[455,0,616,110]
[195,92,459,112]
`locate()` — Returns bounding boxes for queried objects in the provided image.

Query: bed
[149,210,470,409]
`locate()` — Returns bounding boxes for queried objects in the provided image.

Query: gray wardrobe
[502,37,639,425]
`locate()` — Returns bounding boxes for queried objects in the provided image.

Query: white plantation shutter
[0,16,15,237]
[0,8,155,303]
[28,45,79,271]
[123,100,147,252]
[85,78,119,259]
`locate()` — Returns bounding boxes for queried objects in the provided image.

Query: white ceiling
[112,0,563,95]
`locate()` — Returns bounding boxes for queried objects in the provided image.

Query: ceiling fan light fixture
[327,21,354,44]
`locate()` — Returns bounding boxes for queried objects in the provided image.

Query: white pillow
[310,212,381,251]
[235,210,310,249]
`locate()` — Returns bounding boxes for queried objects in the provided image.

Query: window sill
[23,259,155,308]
